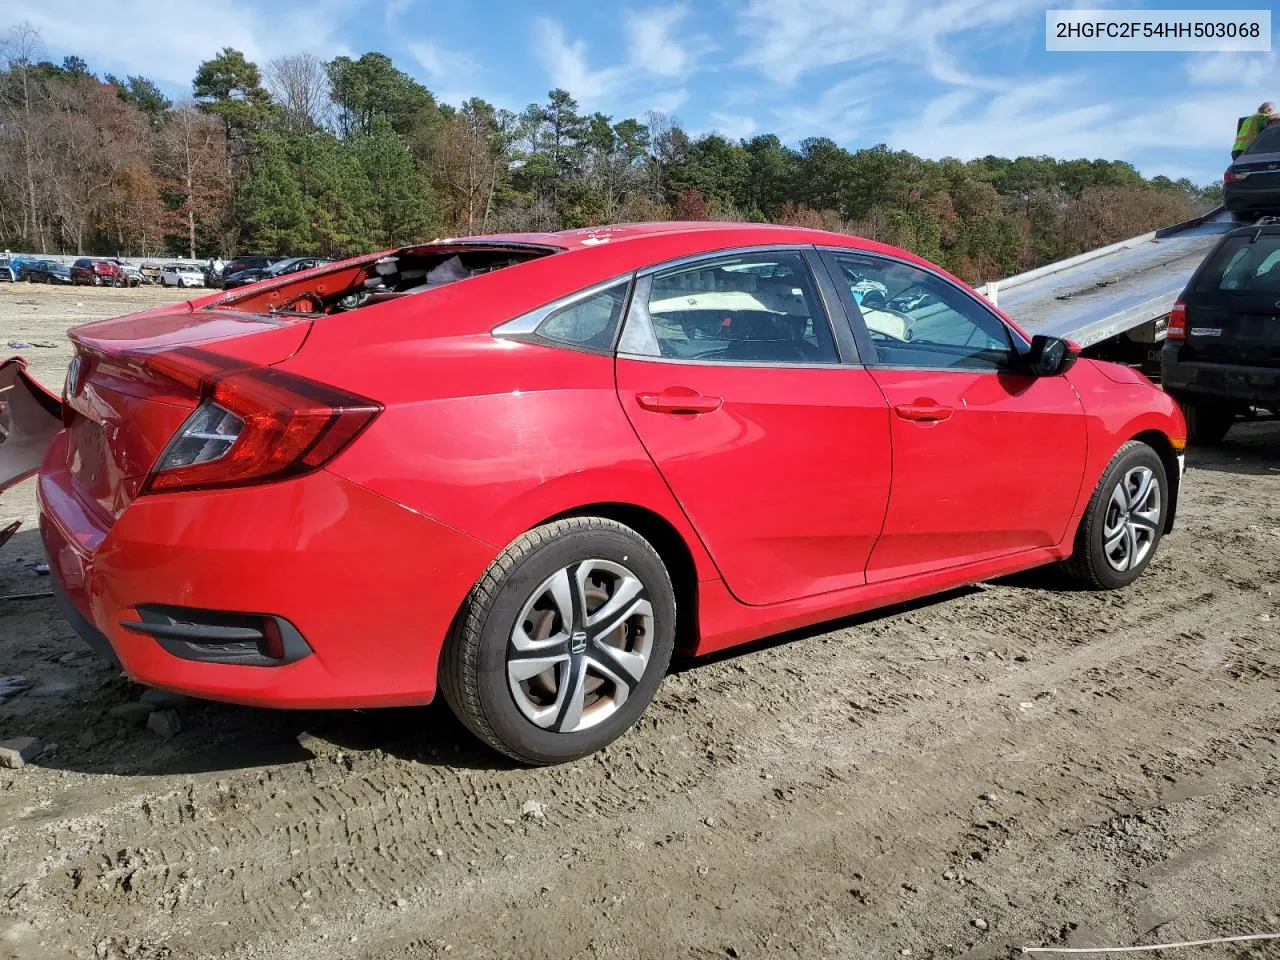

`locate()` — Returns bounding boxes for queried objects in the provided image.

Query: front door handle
[894,401,953,423]
[635,389,723,415]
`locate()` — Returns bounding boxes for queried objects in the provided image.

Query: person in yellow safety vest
[1232,102,1275,159]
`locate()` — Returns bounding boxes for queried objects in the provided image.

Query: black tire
[1180,399,1234,446]
[440,517,676,765]
[1063,440,1168,590]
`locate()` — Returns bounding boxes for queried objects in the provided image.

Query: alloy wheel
[1102,465,1161,572]
[507,559,654,734]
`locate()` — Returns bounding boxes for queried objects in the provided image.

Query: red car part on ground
[0,223,1187,763]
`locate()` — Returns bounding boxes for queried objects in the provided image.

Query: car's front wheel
[440,517,676,765]
[1064,441,1168,590]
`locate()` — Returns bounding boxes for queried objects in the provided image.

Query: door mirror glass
[1026,335,1078,376]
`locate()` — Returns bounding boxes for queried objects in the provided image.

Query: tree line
[0,22,1221,284]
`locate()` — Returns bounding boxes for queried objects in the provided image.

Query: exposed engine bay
[216,243,557,317]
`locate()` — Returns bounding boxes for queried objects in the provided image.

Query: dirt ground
[1,282,1278,960]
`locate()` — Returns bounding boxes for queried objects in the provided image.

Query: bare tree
[0,22,49,249]
[155,102,229,257]
[264,53,332,132]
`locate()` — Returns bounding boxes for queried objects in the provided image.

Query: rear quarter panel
[289,331,720,581]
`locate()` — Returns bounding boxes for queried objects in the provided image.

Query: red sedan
[0,223,1186,764]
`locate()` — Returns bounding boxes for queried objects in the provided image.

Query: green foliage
[354,116,438,246]
[327,53,439,140]
[106,74,171,118]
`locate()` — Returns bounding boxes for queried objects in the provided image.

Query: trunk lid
[0,357,63,494]
[61,308,312,520]
[1231,150,1280,192]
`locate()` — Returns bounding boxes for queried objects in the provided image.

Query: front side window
[628,251,838,364]
[829,253,1014,371]
[535,282,629,350]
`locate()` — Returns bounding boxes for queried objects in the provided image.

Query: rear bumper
[1161,352,1280,406]
[1223,184,1280,212]
[37,431,496,708]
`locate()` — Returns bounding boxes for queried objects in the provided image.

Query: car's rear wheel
[440,517,676,765]
[1179,398,1234,446]
[1063,440,1168,590]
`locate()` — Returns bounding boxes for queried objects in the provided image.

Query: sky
[1,0,1275,185]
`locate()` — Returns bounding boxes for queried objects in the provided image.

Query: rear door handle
[635,389,723,415]
[894,402,953,423]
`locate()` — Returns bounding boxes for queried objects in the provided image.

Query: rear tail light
[141,349,380,494]
[1224,168,1245,183]
[1167,300,1187,340]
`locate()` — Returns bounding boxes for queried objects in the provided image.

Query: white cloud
[885,74,1252,182]
[736,0,1045,87]
[625,5,695,78]
[709,111,757,140]
[534,19,623,104]
[407,39,477,81]
[646,88,688,114]
[385,0,412,22]
[0,0,351,89]
[771,74,885,144]
[1184,51,1278,89]
[533,9,710,112]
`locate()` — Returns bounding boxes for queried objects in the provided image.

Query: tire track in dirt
[1,406,1278,959]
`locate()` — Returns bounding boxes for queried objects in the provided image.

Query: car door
[614,247,892,607]
[821,249,1088,583]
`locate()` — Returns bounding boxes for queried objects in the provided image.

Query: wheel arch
[544,502,701,653]
[1130,429,1180,533]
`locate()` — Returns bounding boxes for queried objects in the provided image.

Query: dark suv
[1162,221,1280,443]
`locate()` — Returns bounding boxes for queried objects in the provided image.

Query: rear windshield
[1196,234,1280,293]
[1243,124,1280,156]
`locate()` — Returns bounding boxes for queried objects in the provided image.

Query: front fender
[1063,359,1186,539]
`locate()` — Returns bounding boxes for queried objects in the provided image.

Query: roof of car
[1225,220,1280,237]
[431,221,857,253]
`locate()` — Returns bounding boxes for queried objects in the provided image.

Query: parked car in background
[70,258,130,287]
[111,260,145,286]
[1162,219,1280,443]
[0,222,1188,765]
[159,263,207,288]
[222,256,332,290]
[139,263,164,285]
[24,260,73,284]
[1224,124,1280,215]
[217,255,281,288]
[8,255,33,281]
[0,257,14,282]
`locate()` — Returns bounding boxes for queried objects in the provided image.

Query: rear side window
[536,282,629,351]
[628,251,838,364]
[1196,235,1280,293]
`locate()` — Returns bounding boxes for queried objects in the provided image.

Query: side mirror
[1025,335,1078,376]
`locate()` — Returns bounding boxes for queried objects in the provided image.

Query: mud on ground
[2,282,1279,960]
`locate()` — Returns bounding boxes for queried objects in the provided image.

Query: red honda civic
[0,223,1185,764]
